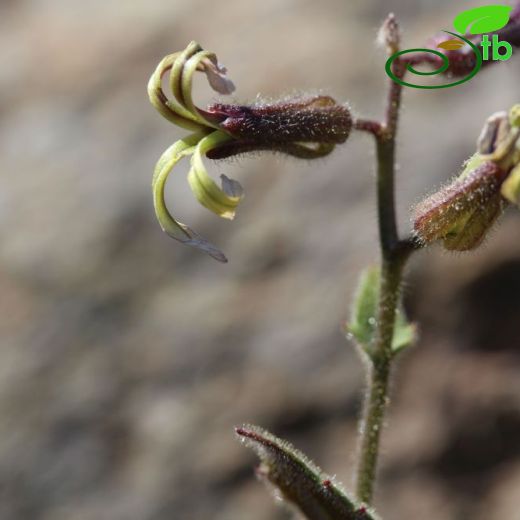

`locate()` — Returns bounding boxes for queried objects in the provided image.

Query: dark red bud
[206,95,352,144]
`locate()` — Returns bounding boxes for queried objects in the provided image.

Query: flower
[148,41,352,262]
[413,104,520,251]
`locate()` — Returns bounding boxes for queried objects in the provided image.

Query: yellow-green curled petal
[147,53,207,132]
[180,49,222,128]
[501,163,520,206]
[188,131,244,219]
[170,42,202,110]
[152,132,201,186]
[152,132,228,263]
[170,42,233,129]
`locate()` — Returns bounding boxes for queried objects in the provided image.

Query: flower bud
[206,95,352,145]
[413,104,520,252]
[378,13,401,55]
[413,162,506,251]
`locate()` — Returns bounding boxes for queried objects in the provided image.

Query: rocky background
[1,0,520,519]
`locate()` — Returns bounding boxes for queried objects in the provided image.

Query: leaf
[392,308,417,355]
[346,266,416,356]
[347,266,379,349]
[236,425,379,520]
[453,5,512,35]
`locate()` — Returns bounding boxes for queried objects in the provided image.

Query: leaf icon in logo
[453,5,512,35]
[437,39,466,51]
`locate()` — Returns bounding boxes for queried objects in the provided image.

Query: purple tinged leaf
[236,425,379,520]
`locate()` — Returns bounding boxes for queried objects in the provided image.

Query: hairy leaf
[347,266,379,349]
[346,266,416,356]
[236,425,378,520]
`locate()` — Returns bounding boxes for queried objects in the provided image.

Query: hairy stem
[355,256,405,504]
[376,138,398,254]
[353,118,384,137]
[355,56,410,505]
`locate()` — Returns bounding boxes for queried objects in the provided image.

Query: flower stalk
[352,21,414,503]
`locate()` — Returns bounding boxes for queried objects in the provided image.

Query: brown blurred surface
[1,0,520,519]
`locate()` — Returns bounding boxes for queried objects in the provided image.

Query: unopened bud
[414,104,520,252]
[378,13,401,55]
[207,95,352,145]
[413,162,506,251]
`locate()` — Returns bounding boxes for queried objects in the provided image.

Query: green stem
[376,138,398,255]
[355,55,411,505]
[355,256,405,504]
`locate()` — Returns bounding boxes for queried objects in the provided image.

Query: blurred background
[1,0,520,518]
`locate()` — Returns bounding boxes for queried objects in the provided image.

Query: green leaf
[347,266,379,349]
[346,266,416,356]
[392,308,417,355]
[236,425,379,520]
[453,5,512,35]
